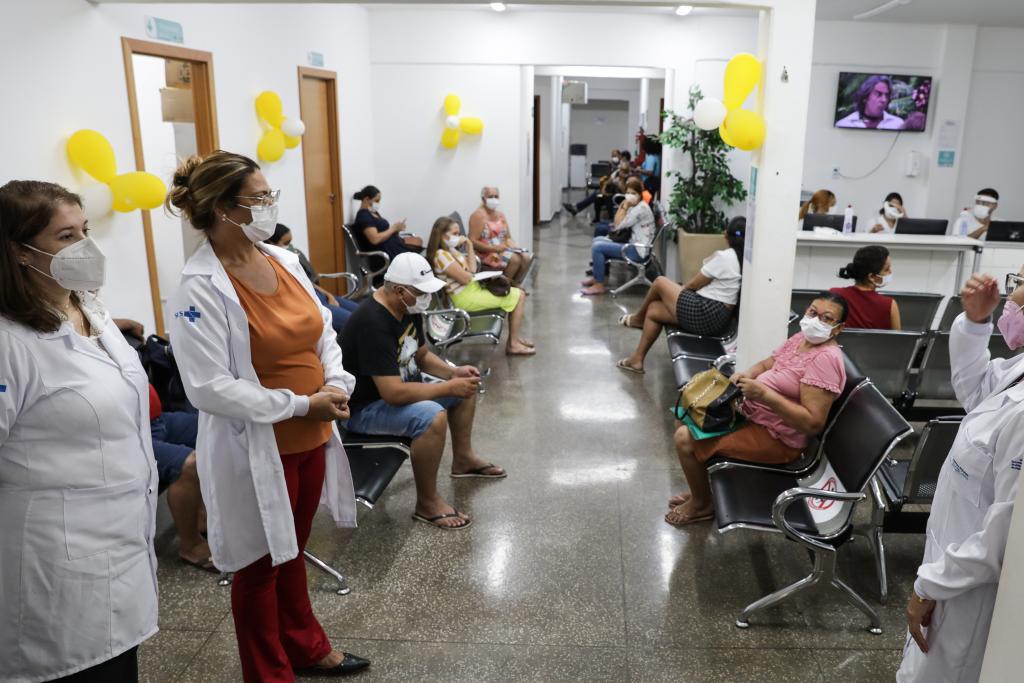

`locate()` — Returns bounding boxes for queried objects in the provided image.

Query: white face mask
[611,156,620,164]
[223,203,279,243]
[445,235,462,250]
[404,289,431,314]
[872,273,893,288]
[800,315,837,345]
[883,203,903,220]
[625,192,640,204]
[973,204,991,220]
[485,197,500,210]
[371,202,381,213]
[23,237,107,291]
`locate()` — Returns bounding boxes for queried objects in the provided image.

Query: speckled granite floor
[139,209,925,682]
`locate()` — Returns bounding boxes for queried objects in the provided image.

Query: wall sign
[307,52,325,68]
[144,16,184,44]
[938,150,956,168]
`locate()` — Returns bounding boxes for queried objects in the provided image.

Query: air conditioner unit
[561,80,588,104]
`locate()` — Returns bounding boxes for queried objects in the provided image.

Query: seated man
[340,253,507,530]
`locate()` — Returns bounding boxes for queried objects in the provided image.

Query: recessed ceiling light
[675,5,693,16]
[490,2,507,11]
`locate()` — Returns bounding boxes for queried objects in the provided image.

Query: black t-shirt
[340,297,425,410]
[353,208,409,261]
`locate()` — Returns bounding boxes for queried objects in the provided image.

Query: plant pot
[677,231,725,282]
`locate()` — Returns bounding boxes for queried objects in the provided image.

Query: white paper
[938,119,960,149]
[473,271,503,281]
[804,462,848,525]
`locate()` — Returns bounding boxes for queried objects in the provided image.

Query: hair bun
[838,265,853,279]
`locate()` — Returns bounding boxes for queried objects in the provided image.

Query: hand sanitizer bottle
[842,205,854,234]
[956,208,971,237]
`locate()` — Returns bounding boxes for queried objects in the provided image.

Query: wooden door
[532,94,541,225]
[298,67,345,294]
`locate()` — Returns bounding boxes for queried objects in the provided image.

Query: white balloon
[281,118,306,137]
[79,182,113,218]
[692,98,727,131]
[445,115,460,130]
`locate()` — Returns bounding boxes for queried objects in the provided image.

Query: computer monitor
[894,218,949,235]
[802,213,857,232]
[985,220,1024,243]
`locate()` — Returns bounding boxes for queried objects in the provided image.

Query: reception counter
[794,232,983,296]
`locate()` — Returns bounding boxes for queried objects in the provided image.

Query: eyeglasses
[1005,273,1024,296]
[804,306,840,326]
[235,189,281,207]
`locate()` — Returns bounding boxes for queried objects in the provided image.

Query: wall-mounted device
[904,150,922,177]
[561,80,588,105]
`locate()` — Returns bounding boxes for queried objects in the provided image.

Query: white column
[735,0,816,369]
[549,75,562,213]
[519,64,535,242]
[925,25,978,221]
[639,77,650,132]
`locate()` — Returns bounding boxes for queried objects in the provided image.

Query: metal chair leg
[736,571,821,628]
[217,572,233,587]
[868,477,889,603]
[303,550,351,596]
[832,575,883,634]
[610,265,653,296]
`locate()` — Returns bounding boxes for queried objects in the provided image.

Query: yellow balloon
[258,129,286,162]
[255,91,285,127]
[67,130,117,183]
[459,117,484,135]
[723,109,766,151]
[718,122,737,148]
[723,53,763,111]
[283,134,301,149]
[443,93,461,116]
[109,172,167,212]
[441,128,460,149]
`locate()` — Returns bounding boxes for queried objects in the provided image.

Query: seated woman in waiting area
[830,245,901,330]
[427,216,535,356]
[616,217,745,374]
[666,292,849,526]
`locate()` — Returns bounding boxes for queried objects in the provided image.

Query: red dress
[829,285,894,329]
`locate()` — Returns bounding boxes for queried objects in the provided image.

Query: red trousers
[231,445,332,683]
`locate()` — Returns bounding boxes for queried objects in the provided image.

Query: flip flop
[506,346,537,356]
[181,555,219,573]
[451,464,507,479]
[580,286,606,296]
[412,510,473,530]
[668,493,692,509]
[619,313,639,328]
[616,358,645,375]
[664,505,715,527]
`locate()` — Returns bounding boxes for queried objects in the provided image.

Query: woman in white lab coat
[165,152,369,681]
[898,269,1024,682]
[0,180,158,681]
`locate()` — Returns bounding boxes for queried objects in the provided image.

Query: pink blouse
[740,332,846,449]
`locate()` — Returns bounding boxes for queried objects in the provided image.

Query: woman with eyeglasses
[666,292,849,526]
[166,151,370,679]
[898,267,1024,682]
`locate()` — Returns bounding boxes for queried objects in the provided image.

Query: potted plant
[656,85,748,281]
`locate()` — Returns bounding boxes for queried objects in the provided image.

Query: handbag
[483,274,512,297]
[607,225,631,243]
[673,367,744,438]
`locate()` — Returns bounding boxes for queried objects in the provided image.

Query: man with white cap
[966,188,1000,240]
[340,252,506,530]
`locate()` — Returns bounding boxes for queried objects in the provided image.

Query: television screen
[834,72,932,131]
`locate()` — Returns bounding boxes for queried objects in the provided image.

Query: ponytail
[839,245,889,284]
[353,185,380,201]
[725,216,746,273]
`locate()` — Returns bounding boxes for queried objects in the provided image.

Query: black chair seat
[666,334,726,360]
[342,432,411,507]
[876,459,910,505]
[710,466,819,537]
[672,355,713,389]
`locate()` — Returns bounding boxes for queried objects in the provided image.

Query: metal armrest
[621,241,652,265]
[424,308,471,348]
[772,487,866,551]
[317,272,361,295]
[356,249,390,282]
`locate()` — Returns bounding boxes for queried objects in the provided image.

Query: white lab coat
[898,313,1024,682]
[0,295,159,682]
[169,242,357,573]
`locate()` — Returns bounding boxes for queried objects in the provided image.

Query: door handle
[328,193,336,202]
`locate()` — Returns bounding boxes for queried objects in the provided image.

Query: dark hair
[621,151,631,161]
[165,151,260,232]
[978,187,999,201]
[839,245,889,284]
[725,216,746,272]
[266,223,290,245]
[642,138,662,155]
[353,185,380,201]
[813,291,849,324]
[0,180,83,332]
[878,191,903,215]
[855,75,893,116]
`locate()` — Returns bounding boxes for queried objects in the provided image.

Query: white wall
[0,0,374,332]
[570,101,630,164]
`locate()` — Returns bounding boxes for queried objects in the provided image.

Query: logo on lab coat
[175,306,202,324]
[0,384,6,393]
[951,458,969,480]
[1012,458,1022,472]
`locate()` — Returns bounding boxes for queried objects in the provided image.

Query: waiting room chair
[609,222,668,296]
[839,329,924,403]
[938,294,1007,332]
[867,416,961,602]
[316,271,361,301]
[342,224,390,294]
[423,292,504,360]
[885,291,944,333]
[915,331,1016,403]
[708,380,912,633]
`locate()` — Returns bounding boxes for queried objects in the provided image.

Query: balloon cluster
[692,53,766,151]
[255,91,305,162]
[441,94,484,149]
[66,129,167,217]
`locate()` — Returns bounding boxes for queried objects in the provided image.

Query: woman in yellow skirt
[427,216,535,356]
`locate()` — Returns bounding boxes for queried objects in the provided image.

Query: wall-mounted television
[834,72,932,131]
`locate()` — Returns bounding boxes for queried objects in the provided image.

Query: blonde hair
[165,151,260,231]
[799,189,836,220]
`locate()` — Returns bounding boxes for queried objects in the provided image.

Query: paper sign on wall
[145,16,184,44]
[938,150,956,168]
[307,52,325,68]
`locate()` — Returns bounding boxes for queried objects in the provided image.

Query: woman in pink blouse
[666,292,849,526]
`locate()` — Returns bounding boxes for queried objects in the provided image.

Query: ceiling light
[490,2,507,11]
[675,5,693,16]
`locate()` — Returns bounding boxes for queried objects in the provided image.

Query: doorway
[297,67,346,294]
[121,38,219,336]
[532,94,541,225]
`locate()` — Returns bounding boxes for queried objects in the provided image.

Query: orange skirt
[692,421,802,465]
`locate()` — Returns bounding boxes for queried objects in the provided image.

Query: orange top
[228,256,331,454]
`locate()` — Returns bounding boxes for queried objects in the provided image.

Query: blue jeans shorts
[346,395,462,440]
[150,411,198,491]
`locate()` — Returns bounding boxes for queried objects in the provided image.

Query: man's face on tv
[864,81,892,118]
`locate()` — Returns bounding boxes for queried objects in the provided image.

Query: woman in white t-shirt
[426,216,535,356]
[616,217,745,374]
[863,191,905,234]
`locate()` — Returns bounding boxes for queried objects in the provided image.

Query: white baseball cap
[384,252,446,293]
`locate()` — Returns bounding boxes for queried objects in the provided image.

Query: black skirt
[675,289,733,336]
